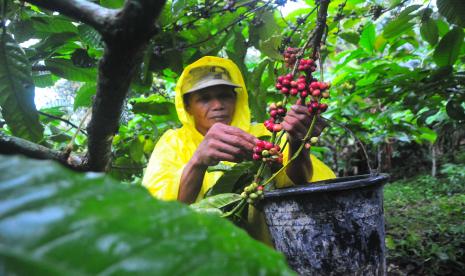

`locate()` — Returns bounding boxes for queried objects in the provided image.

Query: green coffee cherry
[257,190,263,196]
[310,137,319,144]
[241,192,247,198]
[250,193,258,199]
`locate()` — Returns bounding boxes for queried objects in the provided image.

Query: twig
[38,111,87,135]
[322,117,374,174]
[66,108,91,153]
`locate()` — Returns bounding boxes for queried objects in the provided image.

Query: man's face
[185,85,237,135]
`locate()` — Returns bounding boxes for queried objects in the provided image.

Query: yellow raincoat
[142,56,335,202]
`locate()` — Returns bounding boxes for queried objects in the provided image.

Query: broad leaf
[359,23,376,53]
[191,193,243,215]
[382,10,417,39]
[339,32,360,45]
[437,0,465,28]
[45,58,97,82]
[100,0,125,8]
[205,162,260,197]
[74,83,96,110]
[130,94,176,116]
[0,155,294,275]
[78,25,104,49]
[420,18,439,46]
[31,16,78,34]
[0,33,43,142]
[433,28,464,67]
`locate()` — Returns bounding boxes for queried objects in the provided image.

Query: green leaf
[382,10,417,39]
[359,23,376,53]
[33,73,57,88]
[74,83,96,110]
[339,32,360,45]
[129,136,145,163]
[356,73,379,86]
[437,0,465,28]
[100,0,124,8]
[31,16,78,34]
[433,28,464,67]
[0,33,43,142]
[205,162,259,197]
[420,18,439,46]
[418,127,437,143]
[191,193,243,215]
[249,10,280,54]
[78,24,103,49]
[0,155,294,275]
[130,95,176,116]
[446,99,465,120]
[45,58,97,82]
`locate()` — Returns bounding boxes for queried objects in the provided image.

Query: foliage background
[1,0,464,274]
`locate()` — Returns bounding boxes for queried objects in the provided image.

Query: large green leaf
[420,18,439,46]
[205,162,259,197]
[339,32,360,45]
[78,24,104,49]
[0,155,294,275]
[45,58,97,82]
[74,83,96,110]
[437,0,465,28]
[191,193,242,215]
[433,28,464,67]
[31,16,78,34]
[249,10,280,54]
[359,23,376,53]
[0,33,43,142]
[382,5,421,39]
[130,94,176,116]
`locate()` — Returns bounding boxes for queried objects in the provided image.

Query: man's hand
[282,105,327,145]
[191,123,258,167]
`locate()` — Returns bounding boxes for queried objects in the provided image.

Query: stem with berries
[223,0,331,219]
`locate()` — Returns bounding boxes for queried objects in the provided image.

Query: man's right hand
[191,123,258,167]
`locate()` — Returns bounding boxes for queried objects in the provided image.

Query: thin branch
[38,111,87,135]
[0,131,83,170]
[25,0,117,34]
[311,0,329,57]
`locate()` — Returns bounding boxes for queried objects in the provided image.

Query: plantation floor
[384,170,465,275]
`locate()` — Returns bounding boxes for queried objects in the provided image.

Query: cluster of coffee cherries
[298,58,317,72]
[264,101,286,132]
[241,182,264,204]
[283,47,299,68]
[307,101,328,114]
[252,140,283,164]
[275,74,309,97]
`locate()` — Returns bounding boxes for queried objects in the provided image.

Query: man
[142,56,335,204]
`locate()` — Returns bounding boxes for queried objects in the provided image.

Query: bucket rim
[264,173,390,199]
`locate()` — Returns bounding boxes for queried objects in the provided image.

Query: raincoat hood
[174,56,251,138]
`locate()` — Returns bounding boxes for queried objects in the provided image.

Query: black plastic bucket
[261,174,389,275]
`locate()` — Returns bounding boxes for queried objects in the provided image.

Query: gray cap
[183,66,241,94]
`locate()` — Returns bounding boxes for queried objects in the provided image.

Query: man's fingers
[282,115,307,137]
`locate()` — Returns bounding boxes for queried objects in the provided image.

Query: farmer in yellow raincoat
[142,56,335,204]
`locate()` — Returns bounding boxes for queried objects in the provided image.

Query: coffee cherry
[312,89,321,97]
[322,91,330,98]
[310,137,319,144]
[290,88,298,95]
[253,153,261,160]
[272,124,283,132]
[262,150,270,157]
[319,103,328,112]
[270,109,278,118]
